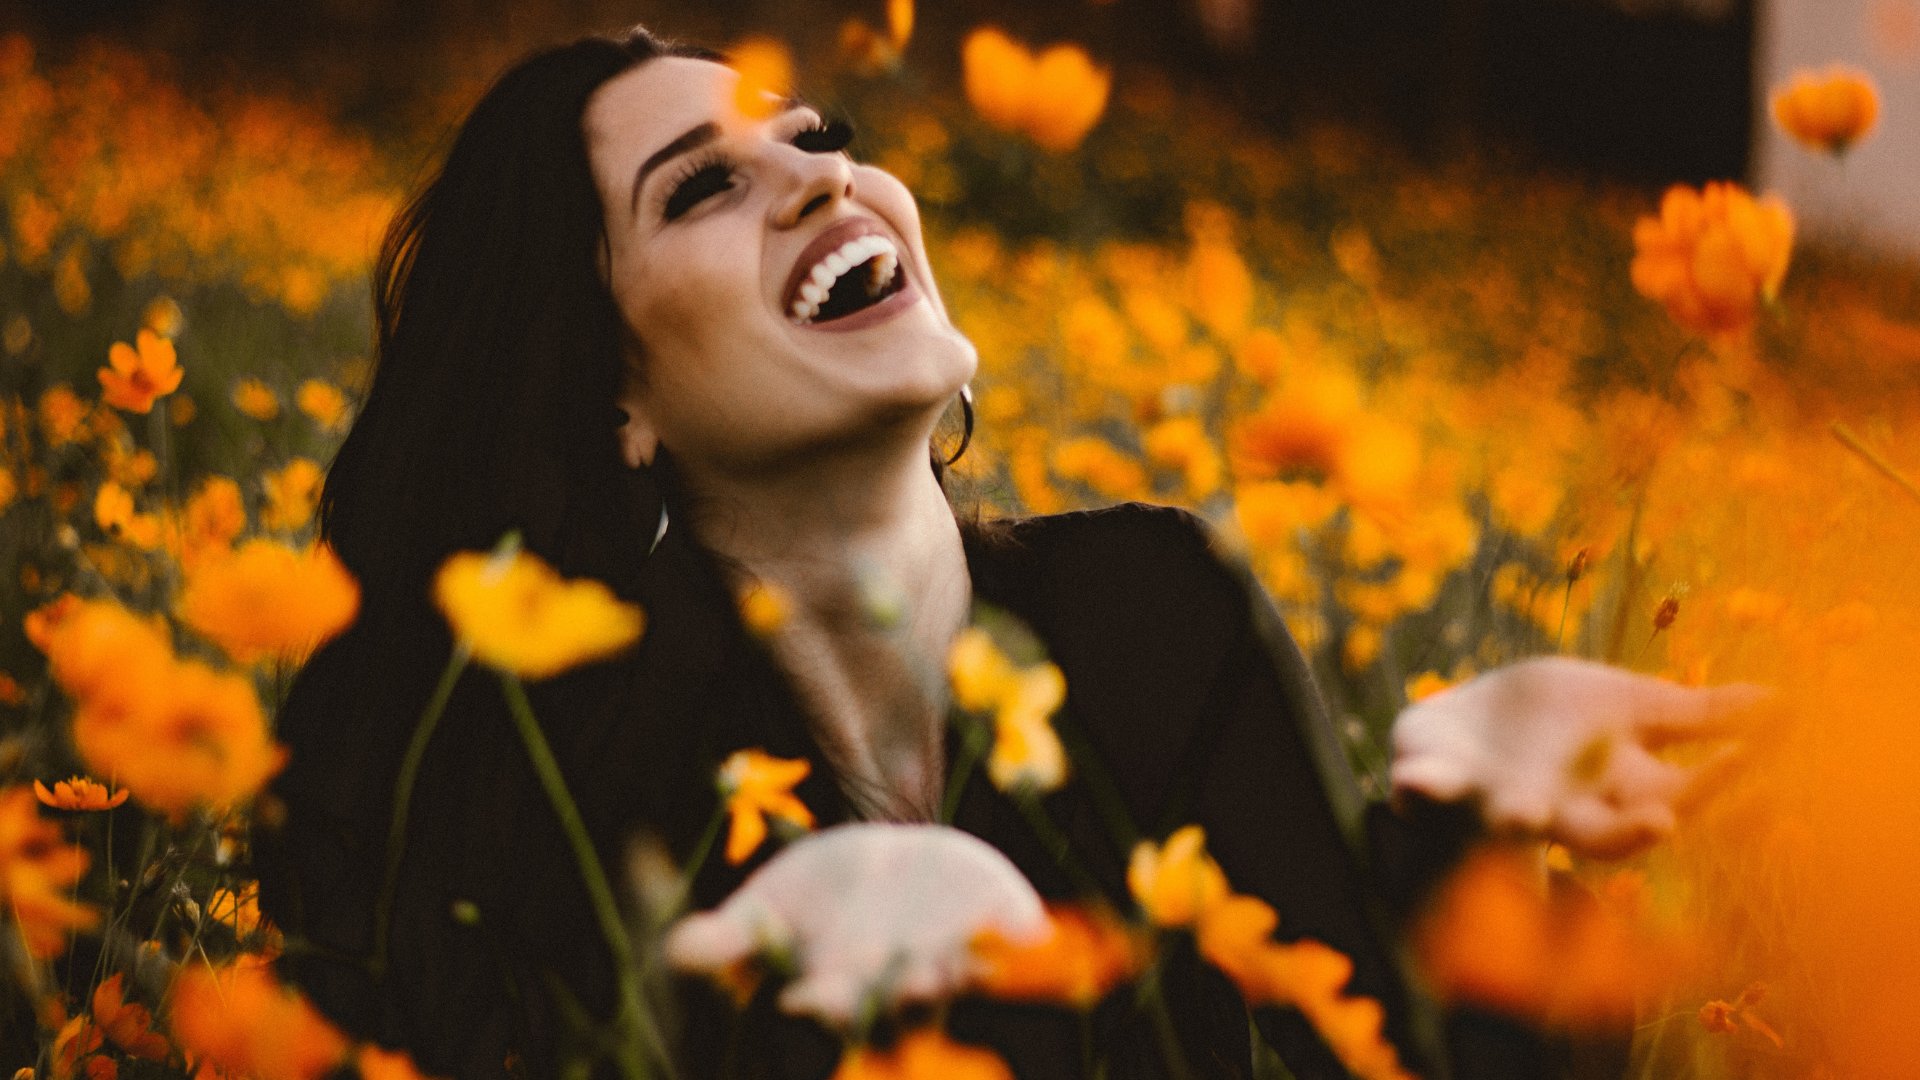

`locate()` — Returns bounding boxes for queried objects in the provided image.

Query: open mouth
[786,232,907,326]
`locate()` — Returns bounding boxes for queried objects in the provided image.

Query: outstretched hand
[663,823,1047,1027]
[1390,657,1767,859]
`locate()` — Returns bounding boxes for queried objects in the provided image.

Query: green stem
[939,713,992,824]
[661,805,725,925]
[371,645,470,980]
[501,674,670,1080]
[1136,960,1196,1080]
[1011,789,1107,899]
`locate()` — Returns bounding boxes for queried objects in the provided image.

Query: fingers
[1552,794,1677,860]
[1672,742,1748,816]
[1388,753,1478,806]
[663,909,759,973]
[1634,681,1772,748]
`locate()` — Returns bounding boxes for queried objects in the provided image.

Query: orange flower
[179,539,359,664]
[0,786,101,959]
[37,597,174,704]
[39,385,90,446]
[231,379,281,421]
[168,963,351,1080]
[97,329,183,413]
[831,1028,1013,1080]
[1195,895,1412,1080]
[92,974,169,1061]
[24,593,84,653]
[434,547,644,680]
[207,881,264,937]
[357,1046,444,1080]
[737,580,793,637]
[718,748,814,863]
[1772,66,1879,156]
[294,379,347,430]
[0,671,22,706]
[1413,848,1681,1030]
[34,776,129,811]
[1127,825,1229,927]
[180,475,247,567]
[727,37,793,121]
[961,28,1110,152]
[73,659,286,822]
[261,457,324,532]
[1630,181,1794,337]
[971,903,1149,1007]
[92,482,162,550]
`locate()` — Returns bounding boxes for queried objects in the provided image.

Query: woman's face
[584,57,977,475]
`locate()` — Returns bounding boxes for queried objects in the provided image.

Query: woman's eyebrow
[630,121,719,214]
[626,101,813,216]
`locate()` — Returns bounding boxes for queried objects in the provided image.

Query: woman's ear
[614,373,661,469]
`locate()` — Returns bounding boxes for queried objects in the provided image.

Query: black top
[259,503,1547,1080]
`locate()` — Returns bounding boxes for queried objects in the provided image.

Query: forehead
[584,56,738,169]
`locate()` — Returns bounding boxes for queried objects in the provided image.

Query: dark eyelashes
[658,118,857,222]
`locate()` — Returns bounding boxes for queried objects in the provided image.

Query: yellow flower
[180,475,247,566]
[294,379,347,430]
[1127,825,1230,927]
[737,580,793,637]
[261,457,324,532]
[718,748,815,864]
[948,627,1018,713]
[986,662,1069,793]
[1630,181,1794,337]
[1144,416,1223,498]
[207,880,264,937]
[961,28,1110,152]
[33,776,129,811]
[38,385,89,446]
[434,548,644,679]
[179,539,360,664]
[232,378,281,421]
[1772,66,1879,156]
[97,329,183,414]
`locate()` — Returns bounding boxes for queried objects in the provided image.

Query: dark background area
[4,0,1754,186]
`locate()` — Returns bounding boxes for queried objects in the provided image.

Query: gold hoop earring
[943,384,974,467]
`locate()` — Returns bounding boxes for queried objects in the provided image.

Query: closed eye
[663,159,735,221]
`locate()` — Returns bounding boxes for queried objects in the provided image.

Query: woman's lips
[781,217,894,315]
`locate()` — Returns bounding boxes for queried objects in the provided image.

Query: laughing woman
[255,26,1753,1080]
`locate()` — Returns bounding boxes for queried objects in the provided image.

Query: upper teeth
[790,233,901,323]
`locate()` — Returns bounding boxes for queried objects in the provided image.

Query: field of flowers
[3,12,1919,1080]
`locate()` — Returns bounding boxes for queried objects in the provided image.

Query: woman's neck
[675,439,970,821]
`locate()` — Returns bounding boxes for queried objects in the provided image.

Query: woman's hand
[664,823,1047,1026]
[1390,657,1766,859]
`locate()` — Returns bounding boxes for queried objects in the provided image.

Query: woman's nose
[771,149,855,229]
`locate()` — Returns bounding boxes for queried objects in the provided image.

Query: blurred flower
[1772,66,1880,156]
[261,458,324,532]
[33,776,128,811]
[180,475,247,566]
[0,672,22,707]
[434,547,644,680]
[831,1029,1013,1080]
[1413,848,1680,1030]
[91,974,168,1061]
[728,37,793,121]
[207,880,263,937]
[294,378,347,430]
[0,786,100,958]
[1145,416,1224,498]
[1196,894,1413,1080]
[179,539,359,664]
[97,329,182,414]
[719,748,815,864]
[357,1047,443,1080]
[962,28,1110,152]
[1052,436,1148,501]
[232,378,281,421]
[737,580,793,637]
[73,659,285,821]
[971,902,1148,1007]
[1404,671,1459,703]
[948,626,1017,712]
[1128,825,1229,927]
[1631,182,1793,337]
[141,296,184,338]
[986,662,1068,794]
[37,597,173,703]
[169,962,351,1080]
[38,385,89,446]
[92,481,161,549]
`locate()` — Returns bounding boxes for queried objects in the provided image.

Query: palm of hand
[1390,657,1765,859]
